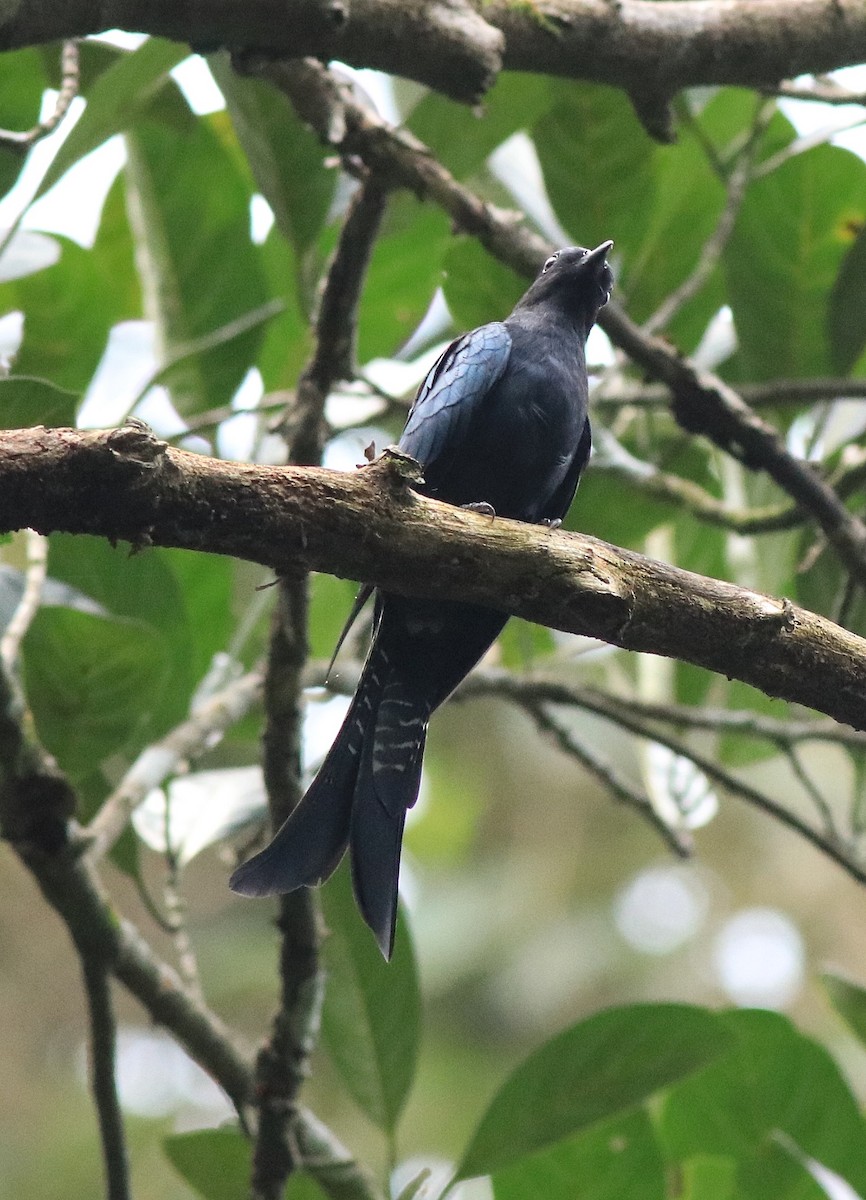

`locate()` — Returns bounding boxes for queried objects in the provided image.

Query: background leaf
[0,376,78,427]
[492,1110,666,1200]
[210,55,335,262]
[35,38,187,199]
[123,94,270,415]
[23,607,169,782]
[320,861,421,1134]
[659,1009,866,1199]
[408,73,554,180]
[457,1004,732,1180]
[725,143,866,379]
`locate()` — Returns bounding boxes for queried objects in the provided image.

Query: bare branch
[85,668,264,862]
[776,74,866,105]
[281,175,388,464]
[0,529,47,671]
[81,956,130,1200]
[593,430,800,535]
[500,691,694,858]
[594,377,866,412]
[642,98,774,335]
[462,671,866,888]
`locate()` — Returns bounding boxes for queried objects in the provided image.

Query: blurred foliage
[4,32,866,1200]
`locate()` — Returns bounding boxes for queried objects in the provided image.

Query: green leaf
[622,114,725,339]
[124,99,271,414]
[209,54,336,259]
[408,72,554,180]
[309,573,365,662]
[0,376,79,427]
[0,48,49,198]
[255,226,311,388]
[164,1128,250,1200]
[320,861,421,1134]
[47,535,233,731]
[828,217,866,372]
[492,1110,666,1200]
[822,970,866,1051]
[1,175,140,390]
[357,195,451,362]
[498,618,555,670]
[571,470,674,548]
[23,607,169,780]
[718,680,789,768]
[457,1004,732,1180]
[680,1156,737,1200]
[534,82,655,254]
[35,38,188,199]
[726,143,866,379]
[443,238,526,329]
[659,1009,866,1200]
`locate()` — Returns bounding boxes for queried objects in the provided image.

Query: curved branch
[3,0,866,108]
[258,56,866,587]
[2,423,866,729]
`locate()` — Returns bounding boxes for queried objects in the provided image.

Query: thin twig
[643,98,774,336]
[755,113,866,178]
[775,76,866,106]
[81,955,130,1200]
[0,41,80,150]
[461,672,866,886]
[457,672,866,751]
[593,377,866,412]
[85,668,264,863]
[1,530,48,671]
[593,429,799,535]
[523,698,693,858]
[280,175,388,462]
[163,797,203,999]
[782,744,837,839]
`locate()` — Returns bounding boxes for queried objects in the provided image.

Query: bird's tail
[229,645,429,958]
[350,675,429,957]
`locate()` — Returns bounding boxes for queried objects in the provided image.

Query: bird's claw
[540,517,562,530]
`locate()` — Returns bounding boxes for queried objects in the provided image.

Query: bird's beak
[584,240,614,267]
[583,240,614,305]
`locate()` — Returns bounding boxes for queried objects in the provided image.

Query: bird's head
[515,241,614,330]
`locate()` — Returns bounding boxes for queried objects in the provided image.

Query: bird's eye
[542,253,559,274]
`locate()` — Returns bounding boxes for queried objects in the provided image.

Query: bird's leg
[461,501,496,519]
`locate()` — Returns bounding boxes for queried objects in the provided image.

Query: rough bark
[1,0,864,105]
[2,423,865,730]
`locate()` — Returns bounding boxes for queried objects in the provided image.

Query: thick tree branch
[2,423,866,729]
[3,1,866,108]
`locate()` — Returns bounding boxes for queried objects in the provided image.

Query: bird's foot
[539,517,562,530]
[462,501,496,519]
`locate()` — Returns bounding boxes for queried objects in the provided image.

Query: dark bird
[230,242,614,957]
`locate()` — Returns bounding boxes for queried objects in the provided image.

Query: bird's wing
[399,323,512,472]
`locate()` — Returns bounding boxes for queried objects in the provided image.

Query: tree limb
[3,423,866,729]
[3,0,866,109]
